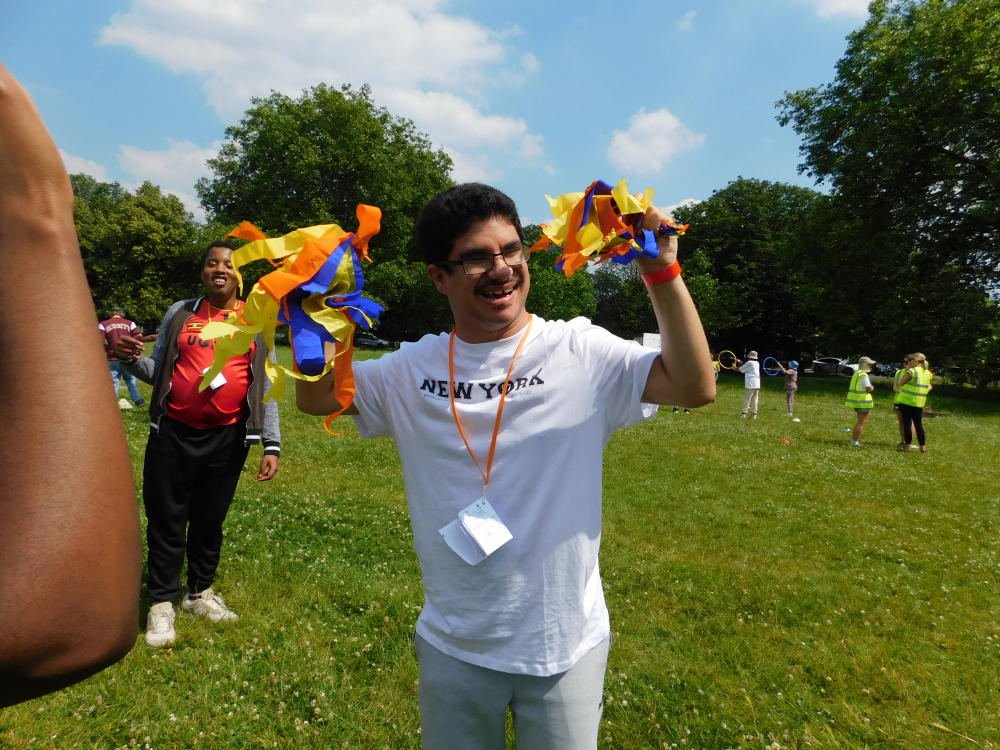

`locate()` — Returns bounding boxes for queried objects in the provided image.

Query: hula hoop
[763,357,781,376]
[718,350,737,370]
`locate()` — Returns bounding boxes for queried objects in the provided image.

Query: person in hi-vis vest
[846,357,876,447]
[892,354,917,448]
[896,352,932,453]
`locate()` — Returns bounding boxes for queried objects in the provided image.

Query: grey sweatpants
[415,634,610,750]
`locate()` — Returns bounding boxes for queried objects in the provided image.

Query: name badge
[201,367,228,390]
[439,497,513,566]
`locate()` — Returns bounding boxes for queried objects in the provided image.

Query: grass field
[2,349,999,750]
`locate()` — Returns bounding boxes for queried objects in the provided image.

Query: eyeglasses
[435,244,530,275]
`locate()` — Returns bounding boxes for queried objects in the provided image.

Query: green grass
[2,354,999,749]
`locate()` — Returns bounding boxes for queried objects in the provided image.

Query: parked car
[811,357,858,376]
[872,362,898,378]
[355,330,391,349]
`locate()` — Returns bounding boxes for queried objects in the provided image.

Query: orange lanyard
[448,317,533,493]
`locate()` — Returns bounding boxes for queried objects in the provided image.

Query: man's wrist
[641,261,681,287]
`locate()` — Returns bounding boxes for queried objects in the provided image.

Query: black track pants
[143,417,250,603]
[898,404,926,446]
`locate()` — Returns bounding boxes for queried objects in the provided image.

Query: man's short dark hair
[416,184,524,269]
[201,240,237,267]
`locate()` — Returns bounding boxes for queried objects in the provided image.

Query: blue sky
[0,0,869,224]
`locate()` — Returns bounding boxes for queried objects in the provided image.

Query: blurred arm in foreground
[0,61,141,707]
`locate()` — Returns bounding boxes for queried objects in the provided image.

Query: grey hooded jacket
[124,298,280,454]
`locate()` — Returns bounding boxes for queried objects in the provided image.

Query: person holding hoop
[777,360,799,417]
[846,357,876,447]
[738,351,761,419]
[896,352,932,453]
[710,351,720,403]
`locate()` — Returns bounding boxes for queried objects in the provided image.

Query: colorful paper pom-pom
[530,178,688,277]
[197,205,384,433]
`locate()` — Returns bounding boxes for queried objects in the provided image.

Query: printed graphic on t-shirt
[417,368,546,402]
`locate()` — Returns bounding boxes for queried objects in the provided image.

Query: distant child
[846,356,876,447]
[738,351,761,418]
[778,360,799,416]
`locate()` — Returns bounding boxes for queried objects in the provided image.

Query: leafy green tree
[591,263,656,341]
[780,196,996,362]
[197,84,453,264]
[196,84,455,341]
[363,260,454,343]
[777,0,1000,364]
[522,225,597,323]
[672,178,823,358]
[73,175,201,327]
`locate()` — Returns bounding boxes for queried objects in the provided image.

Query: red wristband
[641,261,681,287]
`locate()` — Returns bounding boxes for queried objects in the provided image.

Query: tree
[197,84,453,264]
[73,175,202,327]
[779,195,997,361]
[522,225,597,323]
[591,263,656,341]
[672,178,823,358]
[196,84,455,341]
[776,0,1000,363]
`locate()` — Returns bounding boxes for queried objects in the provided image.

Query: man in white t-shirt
[297,183,715,749]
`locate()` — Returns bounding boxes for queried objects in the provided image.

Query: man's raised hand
[634,197,679,274]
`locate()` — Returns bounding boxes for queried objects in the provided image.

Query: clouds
[118,139,220,218]
[118,139,218,191]
[797,0,870,19]
[98,0,543,181]
[59,140,218,219]
[60,149,109,181]
[677,10,697,30]
[607,108,705,175]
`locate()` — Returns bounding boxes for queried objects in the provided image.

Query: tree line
[77,0,1000,384]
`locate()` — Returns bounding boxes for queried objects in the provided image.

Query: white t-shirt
[739,359,761,389]
[350,315,659,676]
[857,372,871,390]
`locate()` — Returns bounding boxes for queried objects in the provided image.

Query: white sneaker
[145,602,176,648]
[739,413,746,418]
[850,440,862,447]
[182,588,239,623]
[786,413,794,417]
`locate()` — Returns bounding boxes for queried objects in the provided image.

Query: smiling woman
[113,240,283,649]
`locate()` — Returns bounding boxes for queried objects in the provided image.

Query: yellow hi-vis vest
[845,369,874,409]
[897,366,931,408]
[893,368,906,404]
